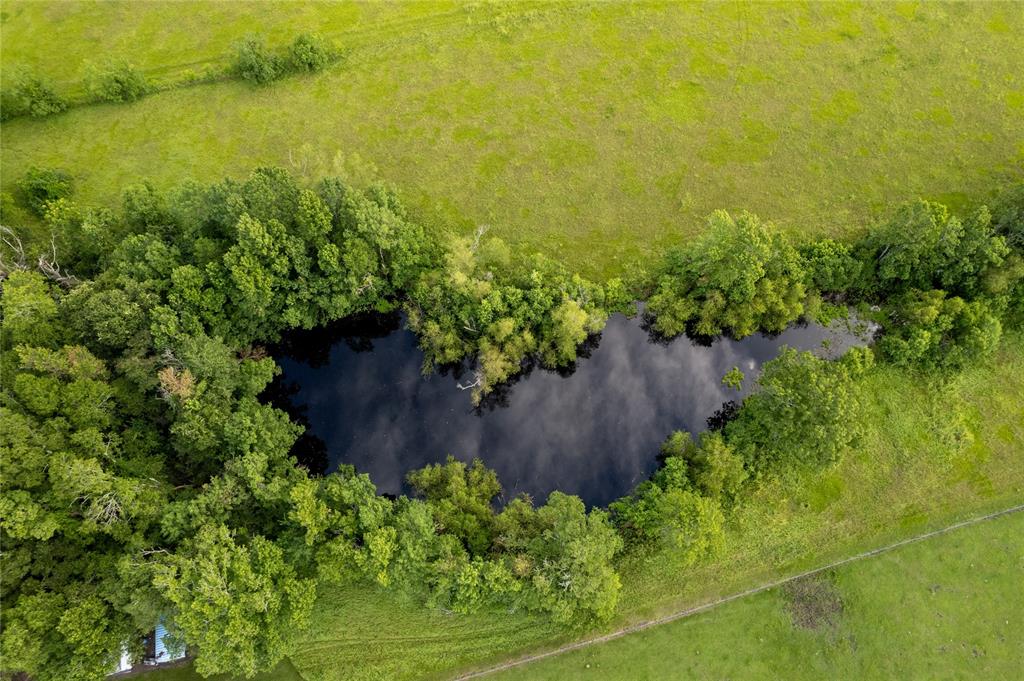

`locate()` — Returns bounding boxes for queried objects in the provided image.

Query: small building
[109,617,187,676]
[148,618,186,664]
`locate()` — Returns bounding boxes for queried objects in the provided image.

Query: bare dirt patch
[782,572,844,631]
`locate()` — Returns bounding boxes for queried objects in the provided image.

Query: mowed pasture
[3,1,1023,276]
[490,509,1024,681]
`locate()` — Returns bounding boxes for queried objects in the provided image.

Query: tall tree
[648,210,807,337]
[725,347,868,472]
[151,525,316,677]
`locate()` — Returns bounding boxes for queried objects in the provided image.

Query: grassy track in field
[487,509,1024,680]
[3,1,1023,277]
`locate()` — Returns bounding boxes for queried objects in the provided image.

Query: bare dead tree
[471,224,490,252]
[355,273,376,296]
[0,225,28,278]
[37,238,81,288]
[457,370,483,391]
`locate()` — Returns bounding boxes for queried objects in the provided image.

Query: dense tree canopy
[1,168,628,678]
[647,210,807,338]
[725,346,872,472]
[1,275,168,681]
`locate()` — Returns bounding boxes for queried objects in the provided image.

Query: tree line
[0,166,1021,679]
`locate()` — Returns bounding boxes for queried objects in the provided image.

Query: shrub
[800,238,861,293]
[17,167,74,216]
[232,35,282,85]
[122,181,172,232]
[646,210,807,338]
[44,199,119,276]
[725,346,861,472]
[610,484,724,564]
[0,68,66,120]
[86,60,149,103]
[879,289,1002,371]
[990,181,1023,250]
[498,493,623,625]
[611,430,736,561]
[857,200,1009,299]
[0,191,31,226]
[288,33,333,73]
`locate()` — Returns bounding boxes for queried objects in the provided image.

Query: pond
[265,310,866,507]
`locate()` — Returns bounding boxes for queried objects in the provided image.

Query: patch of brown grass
[782,572,844,632]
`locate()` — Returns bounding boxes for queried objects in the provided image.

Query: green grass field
[491,509,1024,680]
[3,1,1023,276]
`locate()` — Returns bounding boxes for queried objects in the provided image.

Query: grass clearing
[489,509,1024,680]
[3,2,1023,277]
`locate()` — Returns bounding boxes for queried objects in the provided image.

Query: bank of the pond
[266,312,867,506]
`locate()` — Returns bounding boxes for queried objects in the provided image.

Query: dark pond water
[265,311,865,507]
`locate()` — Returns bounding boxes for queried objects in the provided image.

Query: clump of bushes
[86,59,149,102]
[643,188,1023,376]
[288,33,334,73]
[232,33,337,85]
[646,210,807,338]
[611,431,742,563]
[16,167,74,216]
[232,34,284,85]
[0,68,66,120]
[878,289,1002,371]
[724,346,872,473]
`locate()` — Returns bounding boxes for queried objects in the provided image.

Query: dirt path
[452,503,1024,680]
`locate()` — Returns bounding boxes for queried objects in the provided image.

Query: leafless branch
[0,225,28,277]
[457,370,483,391]
[161,348,182,368]
[355,273,376,296]
[471,224,490,252]
[79,491,123,525]
[37,238,81,288]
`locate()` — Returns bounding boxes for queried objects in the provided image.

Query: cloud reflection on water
[270,314,861,506]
